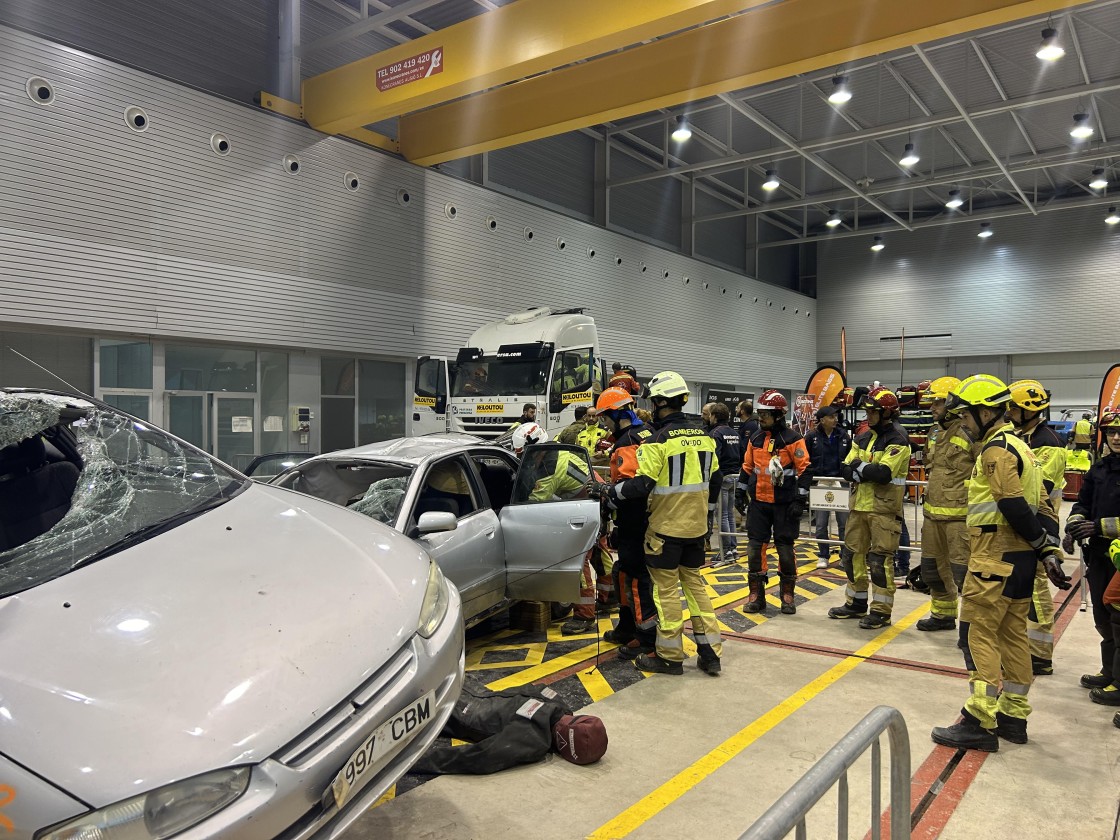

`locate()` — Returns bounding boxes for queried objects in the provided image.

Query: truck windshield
[452,357,551,397]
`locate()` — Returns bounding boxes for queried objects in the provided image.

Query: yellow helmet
[927,376,961,402]
[1009,379,1049,412]
[644,370,690,404]
[947,374,1011,413]
[1100,407,1120,429]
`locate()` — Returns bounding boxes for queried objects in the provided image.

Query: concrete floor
[345,505,1120,839]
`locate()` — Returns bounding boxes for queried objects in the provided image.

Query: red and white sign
[376,47,444,92]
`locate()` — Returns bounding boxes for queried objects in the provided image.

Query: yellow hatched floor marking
[587,601,929,840]
[465,642,546,670]
[793,585,816,599]
[577,667,615,702]
[814,576,841,589]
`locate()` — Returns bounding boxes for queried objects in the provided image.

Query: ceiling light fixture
[762,170,780,191]
[1036,23,1065,61]
[870,235,885,251]
[977,221,993,238]
[899,142,920,167]
[1107,207,1120,225]
[828,75,852,105]
[1090,168,1109,190]
[826,210,842,228]
[945,189,964,209]
[671,115,692,143]
[1070,113,1094,140]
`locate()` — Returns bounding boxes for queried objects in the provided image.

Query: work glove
[768,456,785,487]
[787,496,805,521]
[706,507,716,539]
[595,437,613,452]
[1062,532,1076,555]
[1067,519,1098,541]
[1039,546,1072,590]
[735,486,748,514]
[847,459,864,483]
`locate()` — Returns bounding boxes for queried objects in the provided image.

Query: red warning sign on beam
[376,47,444,92]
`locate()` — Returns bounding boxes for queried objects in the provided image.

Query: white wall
[0,25,817,397]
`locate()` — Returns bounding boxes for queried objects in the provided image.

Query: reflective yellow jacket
[923,417,976,521]
[616,413,721,540]
[843,422,911,516]
[1022,421,1067,529]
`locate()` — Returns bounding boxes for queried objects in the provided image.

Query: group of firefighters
[509,368,1120,750]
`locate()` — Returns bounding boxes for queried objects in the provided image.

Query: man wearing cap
[805,405,852,570]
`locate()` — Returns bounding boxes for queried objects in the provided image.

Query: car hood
[0,483,431,805]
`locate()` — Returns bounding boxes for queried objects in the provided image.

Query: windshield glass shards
[0,391,248,597]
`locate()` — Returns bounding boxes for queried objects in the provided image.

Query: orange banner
[1098,364,1120,448]
[804,365,847,416]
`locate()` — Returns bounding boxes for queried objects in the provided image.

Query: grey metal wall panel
[816,204,1120,365]
[609,150,683,249]
[486,134,596,221]
[0,26,816,392]
[694,191,746,272]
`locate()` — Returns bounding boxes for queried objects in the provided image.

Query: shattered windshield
[451,357,550,398]
[273,461,414,527]
[0,391,248,598]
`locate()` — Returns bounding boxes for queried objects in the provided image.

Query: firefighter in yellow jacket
[931,375,1071,752]
[917,376,977,632]
[1009,379,1067,676]
[829,387,912,629]
[608,371,724,676]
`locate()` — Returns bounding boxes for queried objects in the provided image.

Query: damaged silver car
[0,389,464,840]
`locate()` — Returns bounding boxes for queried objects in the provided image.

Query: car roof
[309,433,505,467]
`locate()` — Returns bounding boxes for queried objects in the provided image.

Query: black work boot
[1113,713,1120,730]
[917,615,956,632]
[779,577,797,615]
[1031,656,1054,676]
[828,600,868,619]
[995,712,1028,744]
[931,711,999,752]
[1090,685,1120,705]
[634,653,683,675]
[603,628,634,646]
[859,612,892,629]
[696,643,722,676]
[1081,671,1113,689]
[561,616,597,636]
[744,573,768,614]
[615,639,654,660]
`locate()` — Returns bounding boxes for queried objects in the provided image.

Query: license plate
[330,690,435,810]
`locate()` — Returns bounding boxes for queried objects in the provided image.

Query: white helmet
[511,422,549,451]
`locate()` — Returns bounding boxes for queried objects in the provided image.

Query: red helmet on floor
[757,389,788,411]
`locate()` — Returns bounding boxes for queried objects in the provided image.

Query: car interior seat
[0,435,81,551]
[476,462,513,511]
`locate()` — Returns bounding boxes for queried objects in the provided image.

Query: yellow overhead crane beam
[398,0,1080,166]
[302,0,761,135]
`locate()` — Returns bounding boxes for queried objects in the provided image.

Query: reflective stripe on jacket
[529,450,590,502]
[966,425,1042,531]
[1025,422,1067,526]
[844,423,911,514]
[616,413,720,539]
[739,426,811,504]
[923,417,976,520]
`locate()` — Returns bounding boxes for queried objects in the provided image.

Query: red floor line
[876,565,1087,840]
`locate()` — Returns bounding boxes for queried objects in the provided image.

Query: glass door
[213,395,258,468]
[167,394,207,450]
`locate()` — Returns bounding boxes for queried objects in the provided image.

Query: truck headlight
[38,767,249,840]
[418,560,449,638]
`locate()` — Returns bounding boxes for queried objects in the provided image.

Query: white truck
[412,307,605,439]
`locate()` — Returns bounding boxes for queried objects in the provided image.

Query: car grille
[274,644,416,768]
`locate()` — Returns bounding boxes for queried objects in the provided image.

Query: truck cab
[412,307,604,439]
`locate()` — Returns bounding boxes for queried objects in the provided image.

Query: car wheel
[551,601,572,619]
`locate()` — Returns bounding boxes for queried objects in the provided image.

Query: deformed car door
[500,443,599,603]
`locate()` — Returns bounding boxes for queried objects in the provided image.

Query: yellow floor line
[793,585,816,599]
[586,601,929,840]
[577,666,616,702]
[812,577,841,589]
[485,641,608,690]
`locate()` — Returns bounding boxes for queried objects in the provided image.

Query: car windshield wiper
[71,494,235,571]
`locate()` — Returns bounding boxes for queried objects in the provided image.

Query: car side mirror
[416,511,457,535]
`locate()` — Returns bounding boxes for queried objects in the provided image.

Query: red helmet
[862,386,900,412]
[757,389,788,411]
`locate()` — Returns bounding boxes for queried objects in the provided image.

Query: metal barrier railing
[710,476,929,558]
[739,705,911,840]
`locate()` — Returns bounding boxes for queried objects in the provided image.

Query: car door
[412,356,451,435]
[410,455,503,621]
[499,443,599,603]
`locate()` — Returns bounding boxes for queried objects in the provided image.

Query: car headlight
[417,560,449,638]
[38,767,250,840]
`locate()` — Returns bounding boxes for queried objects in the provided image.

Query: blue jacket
[804,426,852,480]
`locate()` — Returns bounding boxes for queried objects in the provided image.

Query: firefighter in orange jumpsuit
[737,389,811,614]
